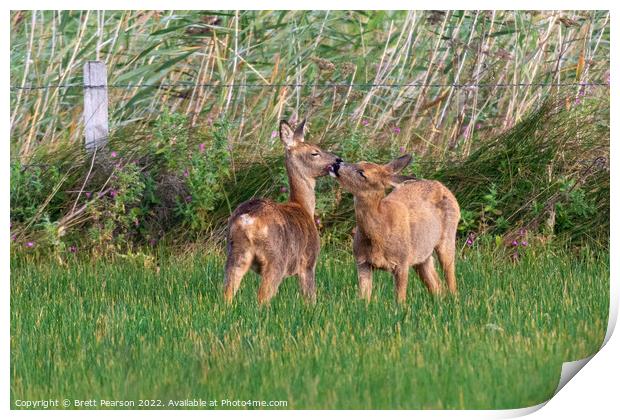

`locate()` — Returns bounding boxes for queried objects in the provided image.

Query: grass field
[11,244,609,409]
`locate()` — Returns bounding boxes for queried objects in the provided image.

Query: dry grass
[10,10,610,160]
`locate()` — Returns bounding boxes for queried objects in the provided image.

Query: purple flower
[69,245,77,253]
[271,131,278,139]
[399,146,406,154]
[199,143,206,153]
[521,241,528,247]
[476,123,482,130]
[393,127,401,134]
[111,151,118,158]
[518,228,526,236]
[183,169,189,177]
[466,238,473,246]
[361,120,369,126]
[11,234,16,242]
[85,192,92,199]
[109,190,117,198]
[511,240,518,246]
[280,186,288,193]
[25,241,34,248]
[315,217,322,226]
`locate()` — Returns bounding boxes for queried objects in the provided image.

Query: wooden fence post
[83,61,109,151]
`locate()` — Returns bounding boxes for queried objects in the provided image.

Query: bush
[435,93,609,245]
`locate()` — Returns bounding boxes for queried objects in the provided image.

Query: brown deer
[329,155,460,302]
[224,120,341,304]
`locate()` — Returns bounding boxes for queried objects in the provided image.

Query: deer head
[329,154,416,197]
[279,119,341,179]
[279,119,341,216]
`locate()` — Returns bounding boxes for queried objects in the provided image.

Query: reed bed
[10,10,610,159]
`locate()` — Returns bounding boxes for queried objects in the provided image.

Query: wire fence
[10,75,610,160]
[10,81,610,92]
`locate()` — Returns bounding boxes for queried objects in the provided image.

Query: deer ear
[293,119,306,142]
[279,120,296,148]
[384,154,412,174]
[389,174,417,188]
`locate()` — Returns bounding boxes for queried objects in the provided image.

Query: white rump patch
[239,214,254,226]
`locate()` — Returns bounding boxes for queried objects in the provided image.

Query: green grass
[11,245,608,409]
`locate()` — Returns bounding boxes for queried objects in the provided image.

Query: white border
[3,2,617,419]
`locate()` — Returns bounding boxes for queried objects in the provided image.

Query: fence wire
[10,81,610,92]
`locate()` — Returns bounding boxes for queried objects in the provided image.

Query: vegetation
[10,11,610,153]
[8,93,610,255]
[9,10,610,252]
[11,244,609,409]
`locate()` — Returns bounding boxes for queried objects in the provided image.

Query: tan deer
[329,155,460,302]
[224,120,341,304]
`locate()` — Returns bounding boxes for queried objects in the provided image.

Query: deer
[224,119,342,305]
[328,154,460,303]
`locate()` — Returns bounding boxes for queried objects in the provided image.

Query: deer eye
[357,169,367,179]
[311,152,320,157]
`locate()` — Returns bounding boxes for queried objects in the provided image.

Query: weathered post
[83,61,109,151]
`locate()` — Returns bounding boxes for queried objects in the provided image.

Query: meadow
[11,244,609,409]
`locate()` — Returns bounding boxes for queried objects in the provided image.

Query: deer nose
[336,157,343,164]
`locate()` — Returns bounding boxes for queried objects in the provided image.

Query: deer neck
[353,192,386,238]
[286,162,316,218]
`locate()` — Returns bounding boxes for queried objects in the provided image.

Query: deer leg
[393,266,410,303]
[357,262,373,302]
[257,264,284,305]
[415,256,442,295]
[298,265,317,304]
[436,240,457,294]
[224,249,253,304]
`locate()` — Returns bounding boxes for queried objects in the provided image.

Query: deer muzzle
[328,159,342,177]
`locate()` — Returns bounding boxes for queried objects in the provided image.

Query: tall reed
[10,10,610,160]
